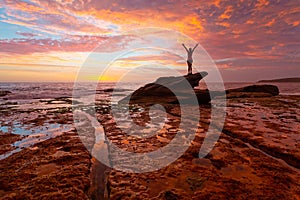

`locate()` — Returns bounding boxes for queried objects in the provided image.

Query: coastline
[0,84,299,199]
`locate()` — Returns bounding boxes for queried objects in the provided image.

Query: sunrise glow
[0,0,299,82]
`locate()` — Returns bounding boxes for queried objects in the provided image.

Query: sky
[0,0,299,82]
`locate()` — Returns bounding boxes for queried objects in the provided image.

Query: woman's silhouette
[182,43,198,75]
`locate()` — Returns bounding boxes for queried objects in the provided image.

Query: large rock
[154,72,208,89]
[120,72,208,104]
[226,85,279,97]
[119,75,280,105]
[0,90,11,97]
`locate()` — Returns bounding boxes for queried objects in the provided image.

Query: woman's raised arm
[182,43,188,52]
[192,43,199,52]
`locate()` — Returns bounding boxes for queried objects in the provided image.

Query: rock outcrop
[120,72,208,104]
[227,84,279,96]
[0,90,11,97]
[226,84,279,98]
[154,72,208,89]
[119,74,280,105]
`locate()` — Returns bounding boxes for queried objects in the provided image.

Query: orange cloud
[75,7,204,39]
[10,0,44,13]
[219,6,233,20]
[3,0,114,35]
[255,0,270,9]
[264,18,275,27]
[212,0,222,8]
[216,22,230,28]
[246,20,254,25]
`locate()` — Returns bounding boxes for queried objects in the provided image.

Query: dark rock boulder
[154,71,208,89]
[120,72,208,104]
[194,90,226,104]
[0,90,12,97]
[226,84,279,97]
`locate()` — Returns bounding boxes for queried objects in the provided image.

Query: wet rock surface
[0,90,11,97]
[0,98,92,199]
[0,133,23,155]
[0,131,92,199]
[104,95,300,199]
[0,91,299,199]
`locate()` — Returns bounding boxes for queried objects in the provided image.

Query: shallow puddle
[0,123,73,160]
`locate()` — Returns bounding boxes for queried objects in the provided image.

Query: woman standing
[182,43,198,75]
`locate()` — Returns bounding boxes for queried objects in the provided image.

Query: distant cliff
[258,77,300,83]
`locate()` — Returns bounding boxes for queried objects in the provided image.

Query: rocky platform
[0,82,299,199]
[120,73,280,105]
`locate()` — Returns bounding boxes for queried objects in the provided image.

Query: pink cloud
[0,35,136,54]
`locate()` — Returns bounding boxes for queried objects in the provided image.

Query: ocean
[0,81,299,104]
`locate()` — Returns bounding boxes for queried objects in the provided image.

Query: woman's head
[189,47,192,51]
